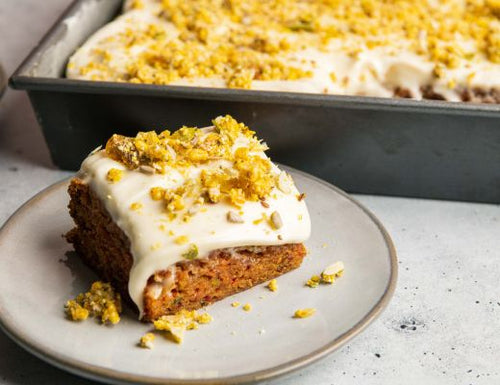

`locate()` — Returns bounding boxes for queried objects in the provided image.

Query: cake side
[67,177,306,321]
[144,243,305,321]
[74,116,311,317]
[67,177,134,306]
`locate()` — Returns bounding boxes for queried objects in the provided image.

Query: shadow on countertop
[0,90,56,169]
[0,331,95,385]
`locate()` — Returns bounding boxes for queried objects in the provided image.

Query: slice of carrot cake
[66,115,310,321]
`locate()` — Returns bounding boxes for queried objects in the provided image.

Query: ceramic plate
[0,168,396,384]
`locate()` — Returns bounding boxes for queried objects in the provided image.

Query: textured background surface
[1,1,499,384]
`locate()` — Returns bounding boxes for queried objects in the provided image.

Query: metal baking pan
[10,0,500,203]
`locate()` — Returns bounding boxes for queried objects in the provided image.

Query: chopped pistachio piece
[139,165,156,174]
[139,333,155,349]
[270,211,283,230]
[153,310,212,344]
[321,261,345,284]
[65,300,89,321]
[277,171,292,194]
[294,308,316,318]
[182,244,199,260]
[306,275,321,288]
[267,279,278,292]
[227,210,244,223]
[106,168,123,183]
[64,281,121,324]
[175,235,189,245]
[130,202,142,211]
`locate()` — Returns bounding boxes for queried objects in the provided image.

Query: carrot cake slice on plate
[66,115,310,321]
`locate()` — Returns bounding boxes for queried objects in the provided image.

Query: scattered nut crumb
[306,275,320,288]
[306,262,345,287]
[106,168,123,183]
[181,244,199,260]
[153,310,212,344]
[175,235,189,244]
[321,261,345,283]
[294,308,316,318]
[227,210,244,223]
[130,202,143,211]
[139,165,156,174]
[139,333,155,349]
[65,281,122,324]
[150,187,165,200]
[277,171,291,194]
[243,303,252,312]
[65,301,89,321]
[270,211,283,229]
[231,301,241,307]
[196,313,213,324]
[267,279,278,292]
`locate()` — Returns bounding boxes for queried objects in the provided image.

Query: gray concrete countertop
[1,1,499,384]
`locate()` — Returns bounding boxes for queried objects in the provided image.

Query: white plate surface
[0,169,396,384]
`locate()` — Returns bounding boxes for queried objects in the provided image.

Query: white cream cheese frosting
[67,0,500,101]
[77,117,311,316]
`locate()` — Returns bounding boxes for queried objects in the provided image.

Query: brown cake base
[66,178,307,321]
[394,86,500,103]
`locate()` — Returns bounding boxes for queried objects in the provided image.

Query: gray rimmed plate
[0,168,397,384]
